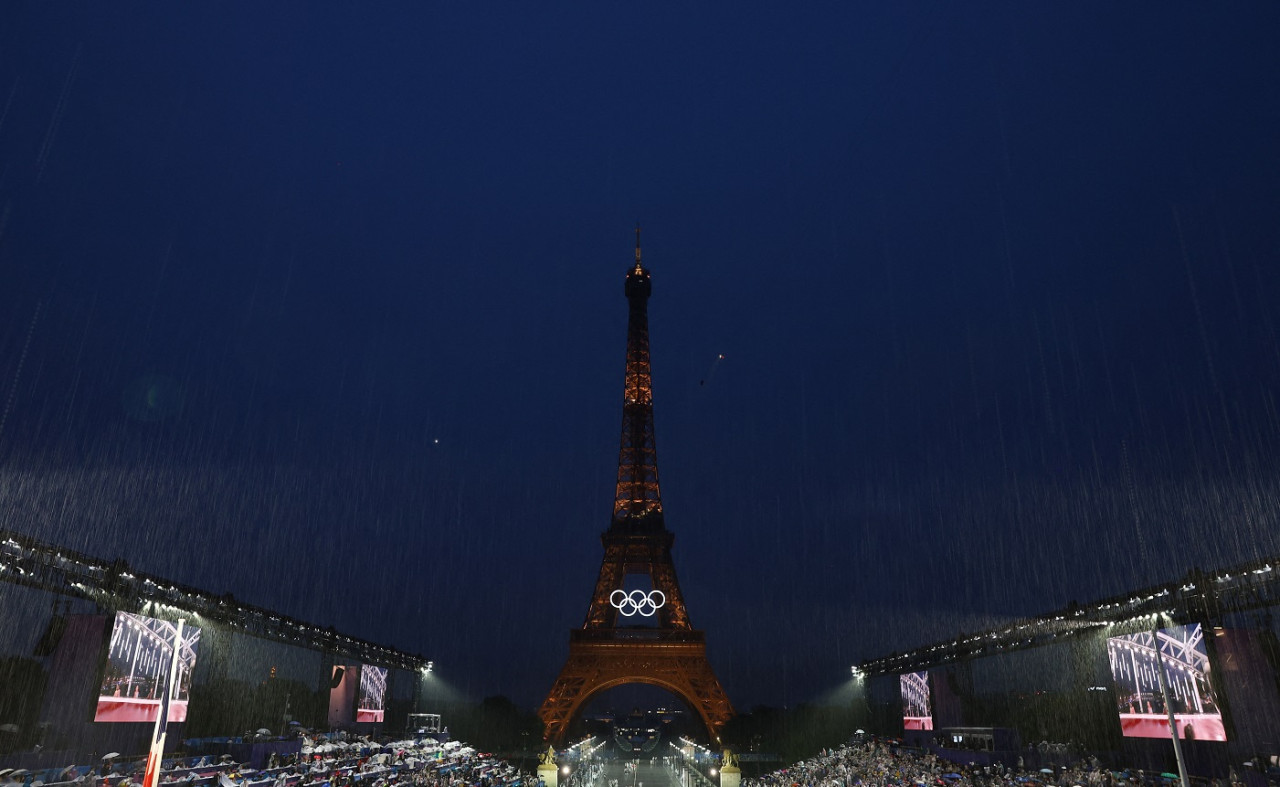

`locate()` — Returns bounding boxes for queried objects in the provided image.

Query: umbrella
[1159,775,1179,781]
[103,754,122,761]
[256,729,272,735]
[1040,770,1054,775]
[10,772,28,778]
[0,770,12,778]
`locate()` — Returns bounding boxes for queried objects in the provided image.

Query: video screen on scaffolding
[357,664,388,723]
[900,671,933,731]
[95,612,201,723]
[1107,622,1226,741]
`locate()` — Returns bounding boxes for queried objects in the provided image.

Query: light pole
[1151,621,1189,787]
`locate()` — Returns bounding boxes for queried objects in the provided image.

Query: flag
[143,620,185,787]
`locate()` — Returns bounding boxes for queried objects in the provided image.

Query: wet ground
[599,759,682,787]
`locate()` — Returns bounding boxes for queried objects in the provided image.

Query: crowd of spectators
[0,739,533,787]
[743,741,1271,787]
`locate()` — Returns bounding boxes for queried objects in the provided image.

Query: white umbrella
[256,730,272,736]
[103,754,122,761]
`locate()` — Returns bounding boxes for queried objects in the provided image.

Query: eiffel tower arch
[539,231,733,744]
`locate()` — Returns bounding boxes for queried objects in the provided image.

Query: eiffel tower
[539,230,734,744]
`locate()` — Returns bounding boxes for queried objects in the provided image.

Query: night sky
[2,3,1280,712]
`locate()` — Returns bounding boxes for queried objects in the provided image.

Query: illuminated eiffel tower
[539,230,733,743]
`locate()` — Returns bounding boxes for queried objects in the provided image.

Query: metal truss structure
[0,528,430,672]
[540,232,733,743]
[855,556,1280,678]
[613,229,663,527]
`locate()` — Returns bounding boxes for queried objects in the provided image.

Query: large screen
[95,612,201,723]
[357,665,387,723]
[1107,623,1226,741]
[901,671,933,731]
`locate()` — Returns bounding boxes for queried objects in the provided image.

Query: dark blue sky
[2,2,1280,711]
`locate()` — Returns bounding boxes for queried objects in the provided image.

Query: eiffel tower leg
[583,544,626,629]
[648,557,691,630]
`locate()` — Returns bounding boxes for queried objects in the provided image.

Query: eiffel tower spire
[613,225,663,529]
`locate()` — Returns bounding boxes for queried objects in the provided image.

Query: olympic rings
[609,589,667,617]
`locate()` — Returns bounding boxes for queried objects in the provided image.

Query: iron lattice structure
[540,233,733,744]
[613,233,662,527]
